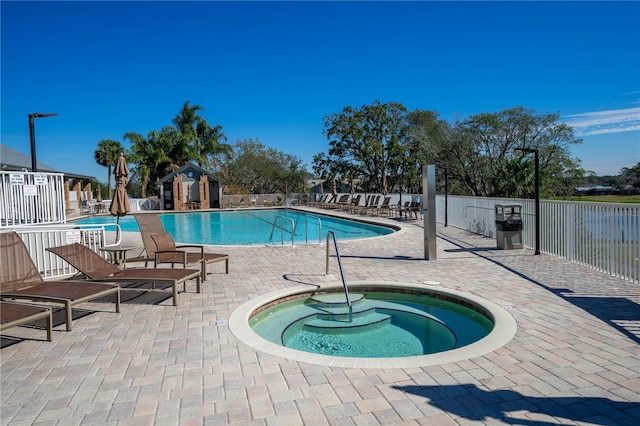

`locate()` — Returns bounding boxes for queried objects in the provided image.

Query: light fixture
[28,112,58,172]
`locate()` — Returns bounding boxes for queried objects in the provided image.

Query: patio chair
[1,301,53,341]
[397,201,420,219]
[342,194,361,212]
[0,231,120,331]
[373,196,392,216]
[349,195,371,214]
[362,195,382,216]
[134,214,229,282]
[312,194,328,207]
[322,194,347,209]
[46,243,200,306]
[352,195,379,215]
[320,194,338,208]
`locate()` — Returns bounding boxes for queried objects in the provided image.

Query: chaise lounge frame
[1,301,53,341]
[134,214,229,282]
[0,231,120,331]
[46,243,200,306]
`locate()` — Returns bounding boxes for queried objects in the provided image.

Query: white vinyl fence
[1,171,66,227]
[437,195,640,284]
[5,224,122,280]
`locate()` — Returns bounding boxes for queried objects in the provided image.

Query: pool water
[250,291,494,358]
[74,209,393,245]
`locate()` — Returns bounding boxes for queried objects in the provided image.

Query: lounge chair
[352,195,379,215]
[320,194,349,209]
[320,194,338,209]
[350,195,370,214]
[406,201,421,219]
[46,243,200,306]
[312,194,329,208]
[0,231,120,331]
[134,214,229,282]
[366,196,391,216]
[363,195,382,216]
[342,194,361,212]
[1,301,53,341]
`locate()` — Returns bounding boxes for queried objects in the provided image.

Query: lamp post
[515,147,540,255]
[444,168,448,227]
[28,112,57,172]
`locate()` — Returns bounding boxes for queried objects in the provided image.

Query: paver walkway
[1,209,639,425]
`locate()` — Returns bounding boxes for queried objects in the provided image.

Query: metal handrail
[294,213,322,244]
[269,215,296,246]
[325,231,351,306]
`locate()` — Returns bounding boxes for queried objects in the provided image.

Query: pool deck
[1,207,639,425]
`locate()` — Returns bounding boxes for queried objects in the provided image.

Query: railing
[269,215,296,246]
[1,171,66,227]
[436,195,640,284]
[325,231,351,306]
[140,198,161,210]
[294,213,322,245]
[6,223,122,280]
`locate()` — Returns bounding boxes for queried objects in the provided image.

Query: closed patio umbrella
[109,153,130,240]
[96,185,102,203]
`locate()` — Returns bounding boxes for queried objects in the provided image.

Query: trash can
[495,204,523,249]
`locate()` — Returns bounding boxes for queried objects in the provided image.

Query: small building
[622,184,640,195]
[574,185,613,196]
[157,163,224,210]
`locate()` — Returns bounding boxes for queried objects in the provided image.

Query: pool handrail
[294,213,322,245]
[269,215,296,246]
[325,231,351,306]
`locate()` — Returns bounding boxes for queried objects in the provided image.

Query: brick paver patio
[1,208,639,425]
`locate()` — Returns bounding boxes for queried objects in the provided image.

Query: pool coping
[228,282,518,369]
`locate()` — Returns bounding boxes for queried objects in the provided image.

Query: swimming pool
[74,209,394,246]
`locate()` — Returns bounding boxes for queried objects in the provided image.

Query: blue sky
[2,1,639,182]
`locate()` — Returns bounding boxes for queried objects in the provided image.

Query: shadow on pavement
[395,383,640,425]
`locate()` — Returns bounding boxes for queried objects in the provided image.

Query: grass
[556,195,640,204]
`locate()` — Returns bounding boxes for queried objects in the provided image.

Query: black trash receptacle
[495,204,523,249]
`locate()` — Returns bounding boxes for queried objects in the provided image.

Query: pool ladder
[325,231,351,306]
[269,214,322,246]
[295,213,322,245]
[269,216,296,246]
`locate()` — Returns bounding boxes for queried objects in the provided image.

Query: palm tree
[124,131,171,197]
[171,101,230,168]
[171,101,203,166]
[94,139,123,198]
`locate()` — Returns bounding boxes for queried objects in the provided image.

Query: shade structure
[350,178,355,195]
[332,179,337,196]
[96,185,102,202]
[109,154,130,238]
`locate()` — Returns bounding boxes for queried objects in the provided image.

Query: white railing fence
[1,171,66,227]
[436,195,640,284]
[4,224,121,280]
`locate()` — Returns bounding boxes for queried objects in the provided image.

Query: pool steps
[305,310,392,329]
[301,293,445,332]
